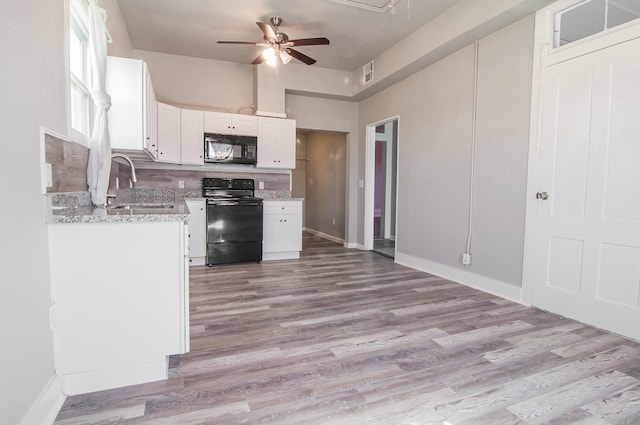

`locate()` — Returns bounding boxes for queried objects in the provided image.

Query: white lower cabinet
[48,220,189,395]
[186,199,206,266]
[263,200,303,261]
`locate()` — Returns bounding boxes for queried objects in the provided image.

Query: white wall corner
[395,252,525,304]
[19,374,66,425]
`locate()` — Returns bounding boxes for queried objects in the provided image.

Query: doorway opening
[292,130,348,245]
[365,118,398,258]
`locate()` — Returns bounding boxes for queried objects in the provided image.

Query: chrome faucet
[111,153,137,183]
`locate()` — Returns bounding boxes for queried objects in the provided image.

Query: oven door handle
[208,201,262,207]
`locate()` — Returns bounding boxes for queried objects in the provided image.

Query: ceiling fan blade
[252,54,266,65]
[286,48,316,65]
[288,37,330,47]
[217,41,262,45]
[256,21,277,42]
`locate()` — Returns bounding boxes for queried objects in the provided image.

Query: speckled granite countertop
[47,193,191,224]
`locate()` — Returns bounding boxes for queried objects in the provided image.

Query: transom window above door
[554,0,640,47]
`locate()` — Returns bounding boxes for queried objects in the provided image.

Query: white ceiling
[116,0,461,71]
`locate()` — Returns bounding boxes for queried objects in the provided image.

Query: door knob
[536,192,549,200]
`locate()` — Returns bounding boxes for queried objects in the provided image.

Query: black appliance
[204,133,257,165]
[203,178,263,266]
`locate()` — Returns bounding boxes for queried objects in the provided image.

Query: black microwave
[204,133,257,165]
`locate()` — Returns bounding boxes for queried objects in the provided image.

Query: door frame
[521,1,640,305]
[364,116,400,251]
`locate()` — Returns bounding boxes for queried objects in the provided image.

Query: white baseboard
[20,374,66,425]
[345,243,365,250]
[395,252,524,304]
[60,358,168,396]
[303,228,345,245]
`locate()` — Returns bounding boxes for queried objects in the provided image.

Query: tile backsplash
[44,133,89,193]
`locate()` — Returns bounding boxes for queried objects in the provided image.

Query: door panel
[534,37,640,341]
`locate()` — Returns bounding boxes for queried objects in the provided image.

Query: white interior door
[533,37,640,341]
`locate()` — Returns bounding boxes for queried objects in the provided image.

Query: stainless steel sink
[107,203,174,210]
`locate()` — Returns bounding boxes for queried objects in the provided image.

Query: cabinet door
[144,66,158,159]
[185,200,206,259]
[232,114,258,136]
[257,117,279,168]
[156,102,181,163]
[180,109,204,165]
[263,213,284,253]
[204,111,232,134]
[106,57,144,152]
[277,118,296,169]
[282,212,303,252]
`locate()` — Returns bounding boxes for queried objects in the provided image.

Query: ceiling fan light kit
[217,16,330,66]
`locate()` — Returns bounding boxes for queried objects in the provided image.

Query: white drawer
[263,201,302,215]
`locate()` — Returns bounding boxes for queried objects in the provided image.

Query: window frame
[68,0,93,146]
[553,0,640,48]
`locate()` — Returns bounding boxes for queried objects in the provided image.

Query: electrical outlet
[45,163,53,187]
[258,181,265,190]
[462,253,472,266]
[332,218,336,225]
[178,180,185,189]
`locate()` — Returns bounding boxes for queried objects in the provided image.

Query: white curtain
[86,0,112,206]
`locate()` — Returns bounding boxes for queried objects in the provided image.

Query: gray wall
[357,16,535,287]
[304,131,347,240]
[1,0,65,422]
[291,133,307,228]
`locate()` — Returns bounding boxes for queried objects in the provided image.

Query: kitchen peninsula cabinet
[262,200,303,260]
[204,111,257,136]
[48,220,189,395]
[106,56,158,159]
[257,117,296,169]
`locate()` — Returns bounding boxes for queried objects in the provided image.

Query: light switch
[359,179,364,188]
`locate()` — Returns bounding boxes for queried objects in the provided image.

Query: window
[554,0,640,47]
[69,0,93,143]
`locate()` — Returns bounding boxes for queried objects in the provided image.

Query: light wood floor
[54,233,640,424]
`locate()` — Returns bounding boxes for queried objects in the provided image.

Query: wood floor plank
[54,233,640,425]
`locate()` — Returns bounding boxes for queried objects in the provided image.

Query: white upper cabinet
[144,70,158,159]
[156,102,181,163]
[106,56,157,159]
[257,117,296,169]
[180,109,204,165]
[204,111,257,136]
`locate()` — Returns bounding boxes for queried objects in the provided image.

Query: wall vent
[363,61,374,84]
[327,0,397,13]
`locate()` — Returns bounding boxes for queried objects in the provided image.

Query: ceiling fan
[217,17,330,66]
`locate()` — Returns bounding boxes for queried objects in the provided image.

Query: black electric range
[202,178,263,266]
